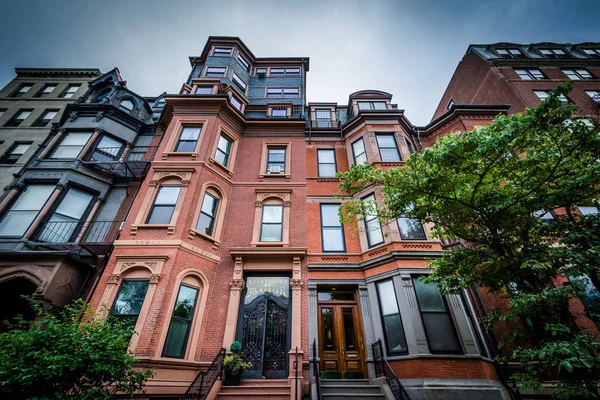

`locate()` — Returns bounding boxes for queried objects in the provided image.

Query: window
[357,101,387,110]
[376,280,408,354]
[496,48,524,58]
[110,280,150,329]
[0,142,31,164]
[256,67,267,76]
[33,109,59,127]
[540,48,568,58]
[4,109,32,127]
[397,204,426,240]
[0,185,54,238]
[237,53,251,72]
[412,277,462,353]
[320,204,345,252]
[317,149,336,177]
[271,107,287,117]
[35,84,57,98]
[315,109,332,127]
[214,134,232,166]
[405,138,415,154]
[37,188,93,243]
[562,68,593,80]
[447,99,454,110]
[0,109,5,118]
[51,132,92,158]
[571,275,600,330]
[196,192,220,236]
[376,134,401,162]
[515,68,545,80]
[586,91,600,101]
[88,135,124,162]
[213,47,232,56]
[578,206,598,215]
[269,68,300,77]
[533,209,554,221]
[162,284,199,358]
[534,91,568,103]
[11,84,33,97]
[583,48,600,58]
[175,126,201,152]
[232,73,247,92]
[61,84,80,99]
[266,147,286,173]
[352,138,367,165]
[206,67,226,77]
[266,87,299,98]
[119,99,135,112]
[195,86,213,95]
[95,88,110,102]
[147,186,182,224]
[230,95,242,111]
[260,204,283,242]
[363,194,384,247]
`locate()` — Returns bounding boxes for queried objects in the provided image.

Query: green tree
[338,83,600,398]
[0,299,153,399]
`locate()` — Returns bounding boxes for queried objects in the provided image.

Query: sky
[1,0,599,125]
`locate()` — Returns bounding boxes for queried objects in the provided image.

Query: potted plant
[223,341,252,386]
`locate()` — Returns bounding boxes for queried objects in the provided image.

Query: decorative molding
[401,243,433,249]
[107,274,121,284]
[150,274,161,284]
[367,247,388,257]
[320,256,348,262]
[229,278,245,291]
[290,278,304,291]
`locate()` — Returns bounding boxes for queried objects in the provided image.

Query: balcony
[31,219,123,257]
[83,145,157,179]
[306,119,341,129]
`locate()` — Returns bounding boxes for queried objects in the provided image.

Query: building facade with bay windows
[0,68,161,324]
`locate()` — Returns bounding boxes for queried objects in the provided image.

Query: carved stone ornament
[229,278,245,291]
[150,274,161,284]
[107,274,121,284]
[290,278,304,290]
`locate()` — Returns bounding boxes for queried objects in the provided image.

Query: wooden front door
[318,304,365,374]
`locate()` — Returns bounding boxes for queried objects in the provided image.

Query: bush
[320,371,342,379]
[230,341,242,353]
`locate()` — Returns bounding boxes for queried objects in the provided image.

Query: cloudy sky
[1,0,599,124]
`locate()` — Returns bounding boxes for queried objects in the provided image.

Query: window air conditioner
[268,166,282,174]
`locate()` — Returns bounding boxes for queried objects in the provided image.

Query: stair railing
[312,338,322,400]
[181,348,225,400]
[372,340,410,400]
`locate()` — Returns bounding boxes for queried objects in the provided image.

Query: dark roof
[15,68,101,78]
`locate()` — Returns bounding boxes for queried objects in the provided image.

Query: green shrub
[320,371,342,379]
[343,371,364,379]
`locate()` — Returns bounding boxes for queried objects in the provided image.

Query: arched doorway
[0,277,39,330]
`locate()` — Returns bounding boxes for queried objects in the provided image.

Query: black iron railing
[294,346,299,400]
[33,220,122,245]
[181,348,225,400]
[372,340,410,400]
[312,338,322,400]
[83,145,157,179]
[306,120,341,129]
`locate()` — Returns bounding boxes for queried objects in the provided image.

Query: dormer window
[119,99,134,112]
[213,47,232,56]
[315,109,332,127]
[230,95,243,111]
[231,73,247,92]
[195,86,213,95]
[357,101,387,111]
[256,68,267,77]
[206,67,226,77]
[496,48,524,59]
[583,48,600,58]
[562,68,594,80]
[539,48,568,58]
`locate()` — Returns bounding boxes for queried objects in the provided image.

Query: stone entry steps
[217,379,291,400]
[321,379,387,400]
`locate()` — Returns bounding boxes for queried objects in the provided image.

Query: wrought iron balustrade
[33,220,123,245]
[307,119,341,129]
[181,348,225,400]
[83,145,157,178]
[372,340,411,400]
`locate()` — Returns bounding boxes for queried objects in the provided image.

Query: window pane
[200,193,218,216]
[179,127,201,140]
[316,109,331,119]
[377,280,407,354]
[196,213,214,235]
[366,219,383,245]
[321,204,341,226]
[317,149,335,163]
[379,148,401,162]
[217,136,231,153]
[175,141,196,152]
[53,189,93,220]
[322,227,344,252]
[11,144,30,155]
[155,186,181,205]
[413,278,446,312]
[195,86,213,95]
[262,205,283,223]
[162,318,191,358]
[376,135,396,148]
[260,223,282,241]
[579,206,598,215]
[147,205,175,224]
[214,150,228,165]
[373,102,387,110]
[342,308,357,350]
[12,185,54,210]
[378,280,399,315]
[422,313,461,353]
[0,211,38,237]
[398,217,426,240]
[318,163,336,177]
[354,153,367,164]
[268,149,286,162]
[62,133,92,146]
[173,285,199,319]
[321,308,336,351]
[111,280,150,316]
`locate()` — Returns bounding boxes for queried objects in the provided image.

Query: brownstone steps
[217,379,291,400]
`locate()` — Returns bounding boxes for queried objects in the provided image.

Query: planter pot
[223,370,242,386]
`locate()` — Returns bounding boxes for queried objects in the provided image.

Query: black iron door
[236,276,291,379]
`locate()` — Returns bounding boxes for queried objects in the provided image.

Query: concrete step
[217,379,291,400]
[322,395,386,400]
[238,379,290,387]
[320,379,370,385]
[321,384,383,395]
[217,394,290,400]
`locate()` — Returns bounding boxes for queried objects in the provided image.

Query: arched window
[119,99,135,112]
[196,188,220,236]
[161,274,202,359]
